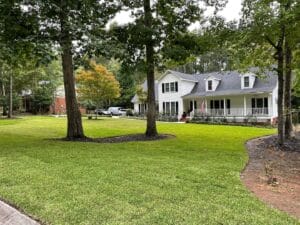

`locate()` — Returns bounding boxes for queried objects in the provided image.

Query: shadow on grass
[51,134,175,144]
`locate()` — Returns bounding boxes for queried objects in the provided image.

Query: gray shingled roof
[131,80,158,103]
[131,69,278,103]
[182,70,278,98]
[160,70,198,82]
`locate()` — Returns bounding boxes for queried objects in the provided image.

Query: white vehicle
[103,107,123,116]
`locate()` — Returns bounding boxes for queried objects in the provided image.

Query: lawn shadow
[52,133,175,144]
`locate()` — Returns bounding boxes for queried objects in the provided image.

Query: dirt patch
[58,134,175,144]
[241,135,300,219]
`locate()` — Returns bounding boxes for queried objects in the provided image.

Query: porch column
[223,98,226,116]
[193,99,195,110]
[193,99,195,116]
[243,96,247,116]
[268,94,272,116]
[205,99,208,113]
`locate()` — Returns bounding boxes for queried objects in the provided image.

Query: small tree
[136,86,147,104]
[76,61,120,113]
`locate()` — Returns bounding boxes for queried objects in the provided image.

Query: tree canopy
[76,61,120,109]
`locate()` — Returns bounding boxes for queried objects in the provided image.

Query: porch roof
[182,89,273,99]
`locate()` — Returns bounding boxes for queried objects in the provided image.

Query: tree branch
[264,35,278,50]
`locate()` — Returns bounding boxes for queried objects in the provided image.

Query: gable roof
[131,80,159,103]
[182,70,277,98]
[158,70,198,82]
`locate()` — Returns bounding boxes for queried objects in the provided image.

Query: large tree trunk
[277,44,285,145]
[60,1,85,139]
[8,74,12,118]
[144,0,158,137]
[284,41,293,138]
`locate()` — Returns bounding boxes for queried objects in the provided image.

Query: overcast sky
[109,0,243,28]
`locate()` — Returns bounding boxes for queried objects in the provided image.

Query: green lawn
[0,117,298,225]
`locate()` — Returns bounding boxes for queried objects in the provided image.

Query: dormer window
[208,80,213,91]
[244,76,250,88]
[241,73,255,89]
[205,77,220,92]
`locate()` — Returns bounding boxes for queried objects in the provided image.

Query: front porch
[194,107,270,117]
[183,94,275,123]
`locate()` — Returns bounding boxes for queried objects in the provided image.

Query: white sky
[109,0,242,29]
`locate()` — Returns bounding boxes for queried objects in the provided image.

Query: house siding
[158,73,195,116]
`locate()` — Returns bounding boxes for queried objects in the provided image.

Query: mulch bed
[241,135,300,219]
[59,134,175,144]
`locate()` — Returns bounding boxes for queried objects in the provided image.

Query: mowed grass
[0,117,298,225]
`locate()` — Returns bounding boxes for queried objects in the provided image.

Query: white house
[132,69,278,123]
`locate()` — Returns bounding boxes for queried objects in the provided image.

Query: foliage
[76,61,121,108]
[114,65,136,108]
[229,0,300,71]
[93,56,136,108]
[31,85,54,114]
[135,85,147,103]
[0,94,21,111]
[81,100,97,111]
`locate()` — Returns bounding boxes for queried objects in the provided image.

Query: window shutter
[264,98,268,108]
[176,102,179,115]
[210,100,213,109]
[175,82,178,92]
[251,98,256,108]
[162,83,165,93]
[226,99,231,109]
[163,102,165,114]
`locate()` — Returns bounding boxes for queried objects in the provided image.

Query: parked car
[119,108,128,116]
[103,107,123,116]
[120,108,134,116]
[94,109,105,115]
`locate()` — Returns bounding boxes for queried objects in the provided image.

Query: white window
[165,83,170,92]
[170,82,175,92]
[162,82,178,93]
[163,101,178,115]
[244,76,250,88]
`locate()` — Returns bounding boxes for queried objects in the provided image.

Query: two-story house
[132,69,278,123]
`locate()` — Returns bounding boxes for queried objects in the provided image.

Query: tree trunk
[144,0,158,137]
[284,41,293,138]
[8,74,12,118]
[277,45,285,145]
[2,79,7,116]
[60,1,85,139]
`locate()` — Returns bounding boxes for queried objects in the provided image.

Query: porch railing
[193,107,270,117]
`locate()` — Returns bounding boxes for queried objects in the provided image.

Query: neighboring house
[132,69,278,123]
[50,85,86,115]
[50,85,66,115]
